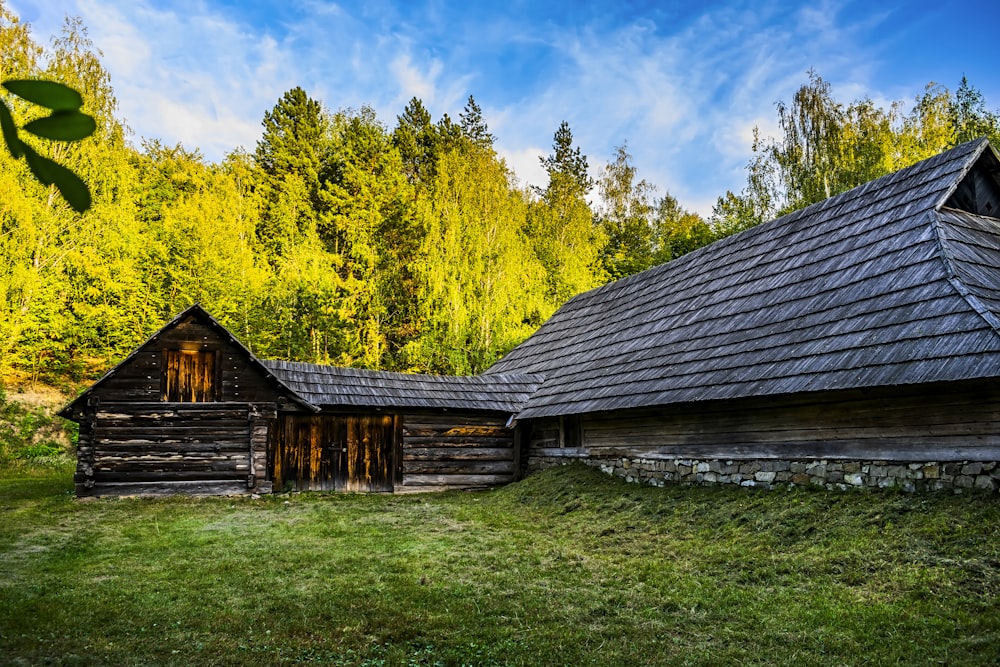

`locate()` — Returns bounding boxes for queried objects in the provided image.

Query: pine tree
[435,113,464,154]
[540,121,592,195]
[527,120,604,303]
[392,97,442,185]
[459,95,495,149]
[254,87,329,254]
[951,76,1000,146]
[256,87,325,178]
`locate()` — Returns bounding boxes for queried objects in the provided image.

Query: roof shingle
[262,360,543,413]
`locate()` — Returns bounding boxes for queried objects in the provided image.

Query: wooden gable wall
[88,316,280,404]
[73,314,282,497]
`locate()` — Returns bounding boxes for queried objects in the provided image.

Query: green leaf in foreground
[2,79,83,110]
[0,98,22,158]
[21,143,92,213]
[23,109,96,142]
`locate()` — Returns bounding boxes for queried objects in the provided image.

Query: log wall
[70,312,524,496]
[75,402,276,496]
[70,314,285,497]
[398,412,517,491]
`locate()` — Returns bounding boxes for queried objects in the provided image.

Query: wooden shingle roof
[62,140,1000,423]
[263,360,543,414]
[488,138,1000,420]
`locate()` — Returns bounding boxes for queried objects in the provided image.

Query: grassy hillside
[1,462,998,666]
[0,386,76,466]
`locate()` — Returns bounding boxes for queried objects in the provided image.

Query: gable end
[944,141,1000,218]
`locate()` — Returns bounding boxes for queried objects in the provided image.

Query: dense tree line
[712,71,1000,234]
[1,6,997,384]
[0,6,708,382]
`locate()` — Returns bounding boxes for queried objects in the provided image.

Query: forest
[2,4,999,385]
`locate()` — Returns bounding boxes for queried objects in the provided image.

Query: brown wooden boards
[399,413,516,489]
[268,414,395,492]
[525,380,1000,463]
[161,349,218,402]
[75,402,263,495]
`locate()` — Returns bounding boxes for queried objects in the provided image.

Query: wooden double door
[268,414,400,492]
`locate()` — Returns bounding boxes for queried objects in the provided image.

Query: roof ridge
[708,139,973,247]
[499,139,976,331]
[263,358,544,383]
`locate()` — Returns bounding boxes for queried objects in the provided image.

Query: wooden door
[343,415,395,492]
[268,414,395,492]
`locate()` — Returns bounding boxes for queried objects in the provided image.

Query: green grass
[1,463,999,666]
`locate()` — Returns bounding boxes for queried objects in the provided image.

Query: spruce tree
[540,120,593,195]
[254,87,329,253]
[459,95,495,149]
[393,97,437,184]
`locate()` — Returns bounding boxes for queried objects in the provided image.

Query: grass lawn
[1,462,998,666]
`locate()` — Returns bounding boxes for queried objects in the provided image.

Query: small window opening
[560,415,582,448]
[162,349,218,402]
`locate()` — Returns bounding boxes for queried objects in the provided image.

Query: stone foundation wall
[528,455,1000,493]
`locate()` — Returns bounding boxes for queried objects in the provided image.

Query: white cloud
[10,0,959,221]
[14,0,305,155]
[518,0,899,217]
[390,51,442,104]
[497,145,546,192]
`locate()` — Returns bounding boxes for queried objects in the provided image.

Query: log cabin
[59,306,541,496]
[62,138,1000,495]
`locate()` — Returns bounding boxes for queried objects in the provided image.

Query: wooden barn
[488,137,1000,491]
[63,138,1000,495]
[59,305,541,496]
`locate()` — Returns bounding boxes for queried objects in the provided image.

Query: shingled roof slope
[487,138,1000,420]
[263,360,543,413]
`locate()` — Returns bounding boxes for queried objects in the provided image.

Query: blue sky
[10,0,1000,215]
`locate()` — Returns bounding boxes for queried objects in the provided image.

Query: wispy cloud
[12,0,999,216]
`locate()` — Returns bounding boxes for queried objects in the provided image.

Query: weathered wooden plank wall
[74,313,522,496]
[399,412,516,491]
[71,314,286,496]
[527,380,1000,462]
